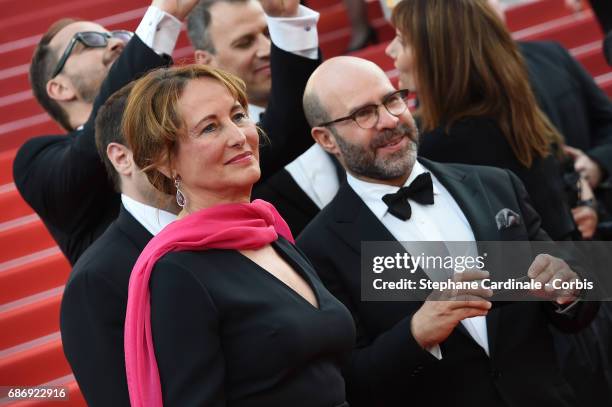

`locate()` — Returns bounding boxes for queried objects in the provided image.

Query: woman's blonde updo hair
[122,64,249,195]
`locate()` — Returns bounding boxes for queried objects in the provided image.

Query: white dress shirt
[135,6,182,57]
[347,161,490,358]
[265,5,320,60]
[121,194,177,236]
[285,144,339,209]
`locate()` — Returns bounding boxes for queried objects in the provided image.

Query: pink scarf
[124,199,294,407]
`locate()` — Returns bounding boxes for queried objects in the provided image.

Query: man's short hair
[187,0,248,53]
[95,82,135,192]
[30,18,79,132]
[303,90,331,128]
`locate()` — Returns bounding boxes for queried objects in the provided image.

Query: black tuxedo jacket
[252,44,345,236]
[252,152,345,236]
[297,159,594,407]
[252,169,320,235]
[13,40,318,265]
[13,36,167,265]
[521,41,612,180]
[60,206,150,407]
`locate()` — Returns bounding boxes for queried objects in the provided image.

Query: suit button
[490,369,501,379]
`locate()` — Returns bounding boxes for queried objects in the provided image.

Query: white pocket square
[495,208,521,230]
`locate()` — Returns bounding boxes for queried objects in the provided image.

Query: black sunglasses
[51,30,134,78]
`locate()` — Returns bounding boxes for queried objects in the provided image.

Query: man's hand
[411,270,492,349]
[564,145,603,188]
[258,0,300,17]
[573,205,598,239]
[528,254,580,305]
[152,0,200,20]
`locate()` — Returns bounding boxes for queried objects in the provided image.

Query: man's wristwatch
[576,198,597,210]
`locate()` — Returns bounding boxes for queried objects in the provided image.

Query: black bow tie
[382,172,434,220]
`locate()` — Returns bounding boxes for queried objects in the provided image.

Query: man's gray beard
[332,123,418,180]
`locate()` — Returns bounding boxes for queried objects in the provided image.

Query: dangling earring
[174,176,186,208]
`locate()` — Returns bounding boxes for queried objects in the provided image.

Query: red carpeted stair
[0,0,609,405]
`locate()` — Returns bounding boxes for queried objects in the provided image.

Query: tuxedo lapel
[329,183,396,255]
[420,159,504,354]
[330,182,478,341]
[420,159,499,241]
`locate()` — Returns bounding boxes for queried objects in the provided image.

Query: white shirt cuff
[427,344,442,360]
[265,5,319,60]
[135,6,182,56]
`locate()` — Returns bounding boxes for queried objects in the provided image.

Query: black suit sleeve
[150,257,226,406]
[13,36,170,234]
[504,169,551,242]
[60,266,131,407]
[298,233,439,405]
[256,43,319,180]
[506,169,599,331]
[554,43,612,179]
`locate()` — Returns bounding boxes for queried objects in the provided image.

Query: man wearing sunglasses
[12,0,201,265]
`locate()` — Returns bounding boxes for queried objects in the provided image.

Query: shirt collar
[346,161,440,220]
[248,104,265,121]
[121,194,177,236]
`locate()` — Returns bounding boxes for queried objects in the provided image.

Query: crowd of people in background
[12,0,612,405]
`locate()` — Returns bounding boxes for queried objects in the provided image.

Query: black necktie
[382,172,434,220]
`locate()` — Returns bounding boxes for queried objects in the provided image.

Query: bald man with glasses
[297,56,598,407]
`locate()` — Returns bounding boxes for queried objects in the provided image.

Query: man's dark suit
[298,158,594,407]
[13,40,318,265]
[12,36,168,265]
[252,47,346,236]
[253,152,345,236]
[521,41,612,179]
[253,169,321,235]
[60,206,150,407]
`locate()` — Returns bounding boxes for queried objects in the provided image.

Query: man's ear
[106,142,133,177]
[312,127,340,156]
[46,77,76,102]
[194,49,215,66]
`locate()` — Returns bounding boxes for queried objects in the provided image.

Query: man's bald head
[303,56,418,186]
[303,56,392,128]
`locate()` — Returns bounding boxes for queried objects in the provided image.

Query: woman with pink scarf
[121,65,355,407]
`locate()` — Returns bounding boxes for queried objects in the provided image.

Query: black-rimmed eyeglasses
[51,30,134,78]
[317,89,411,129]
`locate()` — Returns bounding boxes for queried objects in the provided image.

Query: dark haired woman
[385,0,582,240]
